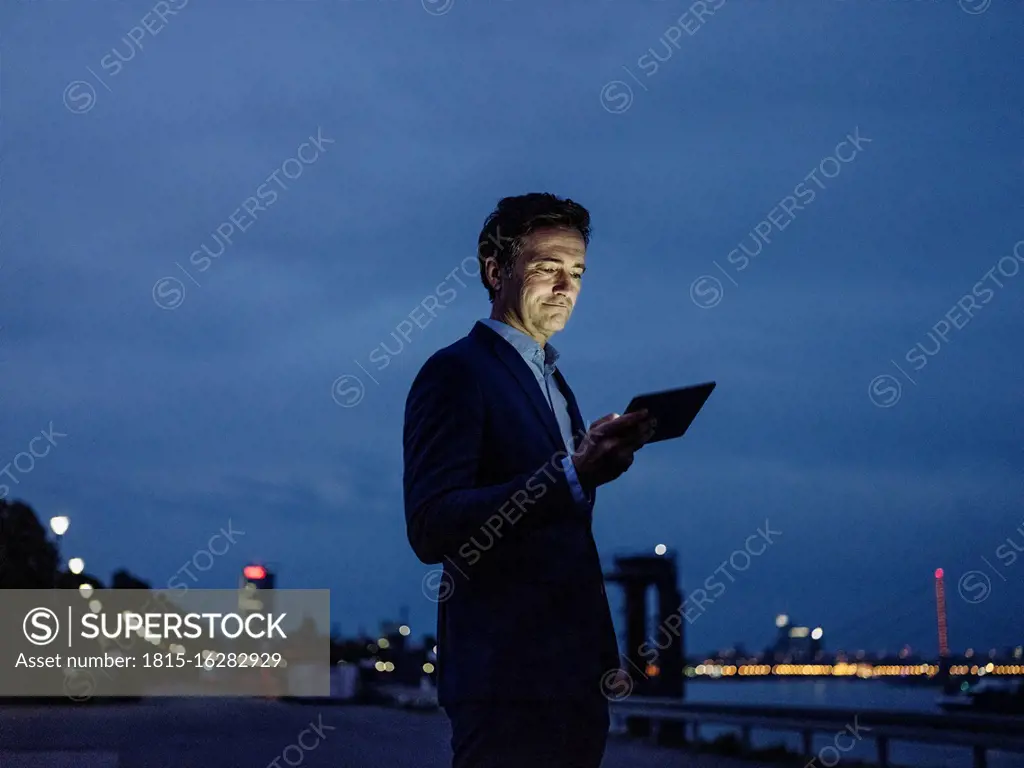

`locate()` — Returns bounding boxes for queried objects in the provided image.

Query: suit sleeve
[560,456,592,510]
[403,351,589,565]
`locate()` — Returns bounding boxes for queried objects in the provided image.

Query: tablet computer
[624,381,716,444]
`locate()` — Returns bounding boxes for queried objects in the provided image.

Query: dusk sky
[2,0,1021,658]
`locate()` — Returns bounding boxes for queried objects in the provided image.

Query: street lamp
[68,558,85,575]
[49,516,70,587]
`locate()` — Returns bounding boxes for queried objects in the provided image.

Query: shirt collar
[480,318,559,372]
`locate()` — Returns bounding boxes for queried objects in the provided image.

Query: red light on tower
[239,564,275,615]
[934,567,949,657]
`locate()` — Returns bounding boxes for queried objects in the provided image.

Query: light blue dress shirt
[480,318,590,509]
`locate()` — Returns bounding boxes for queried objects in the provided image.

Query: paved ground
[0,698,767,768]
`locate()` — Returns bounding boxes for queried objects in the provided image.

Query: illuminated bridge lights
[994,665,1024,674]
[687,663,1019,677]
[737,665,772,676]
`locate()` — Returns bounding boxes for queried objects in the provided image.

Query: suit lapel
[554,368,585,451]
[554,368,596,512]
[472,322,564,452]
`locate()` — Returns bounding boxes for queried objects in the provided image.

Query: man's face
[491,227,586,342]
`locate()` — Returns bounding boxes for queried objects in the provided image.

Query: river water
[680,679,1023,768]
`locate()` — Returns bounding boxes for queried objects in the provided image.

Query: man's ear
[483,256,502,295]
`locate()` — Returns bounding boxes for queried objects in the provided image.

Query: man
[403,193,656,768]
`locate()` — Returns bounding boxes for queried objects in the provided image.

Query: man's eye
[571,273,583,280]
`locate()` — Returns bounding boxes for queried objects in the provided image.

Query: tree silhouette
[110,569,151,590]
[0,499,59,589]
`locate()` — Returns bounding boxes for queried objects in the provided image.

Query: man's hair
[476,193,591,303]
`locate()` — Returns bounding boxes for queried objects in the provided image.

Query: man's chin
[541,315,570,334]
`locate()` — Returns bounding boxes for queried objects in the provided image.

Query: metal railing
[610,697,1024,768]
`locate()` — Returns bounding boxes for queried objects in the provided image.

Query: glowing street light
[49,516,71,588]
[68,558,85,575]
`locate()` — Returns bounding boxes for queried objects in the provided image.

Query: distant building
[769,614,824,661]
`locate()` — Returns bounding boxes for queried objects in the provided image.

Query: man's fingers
[589,413,620,430]
[597,411,649,437]
[603,423,655,448]
[620,451,635,471]
[624,434,648,453]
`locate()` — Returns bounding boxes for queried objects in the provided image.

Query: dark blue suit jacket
[403,321,620,705]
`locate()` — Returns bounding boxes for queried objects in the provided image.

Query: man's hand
[572,410,657,492]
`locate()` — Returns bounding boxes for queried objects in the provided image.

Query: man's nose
[552,287,573,303]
